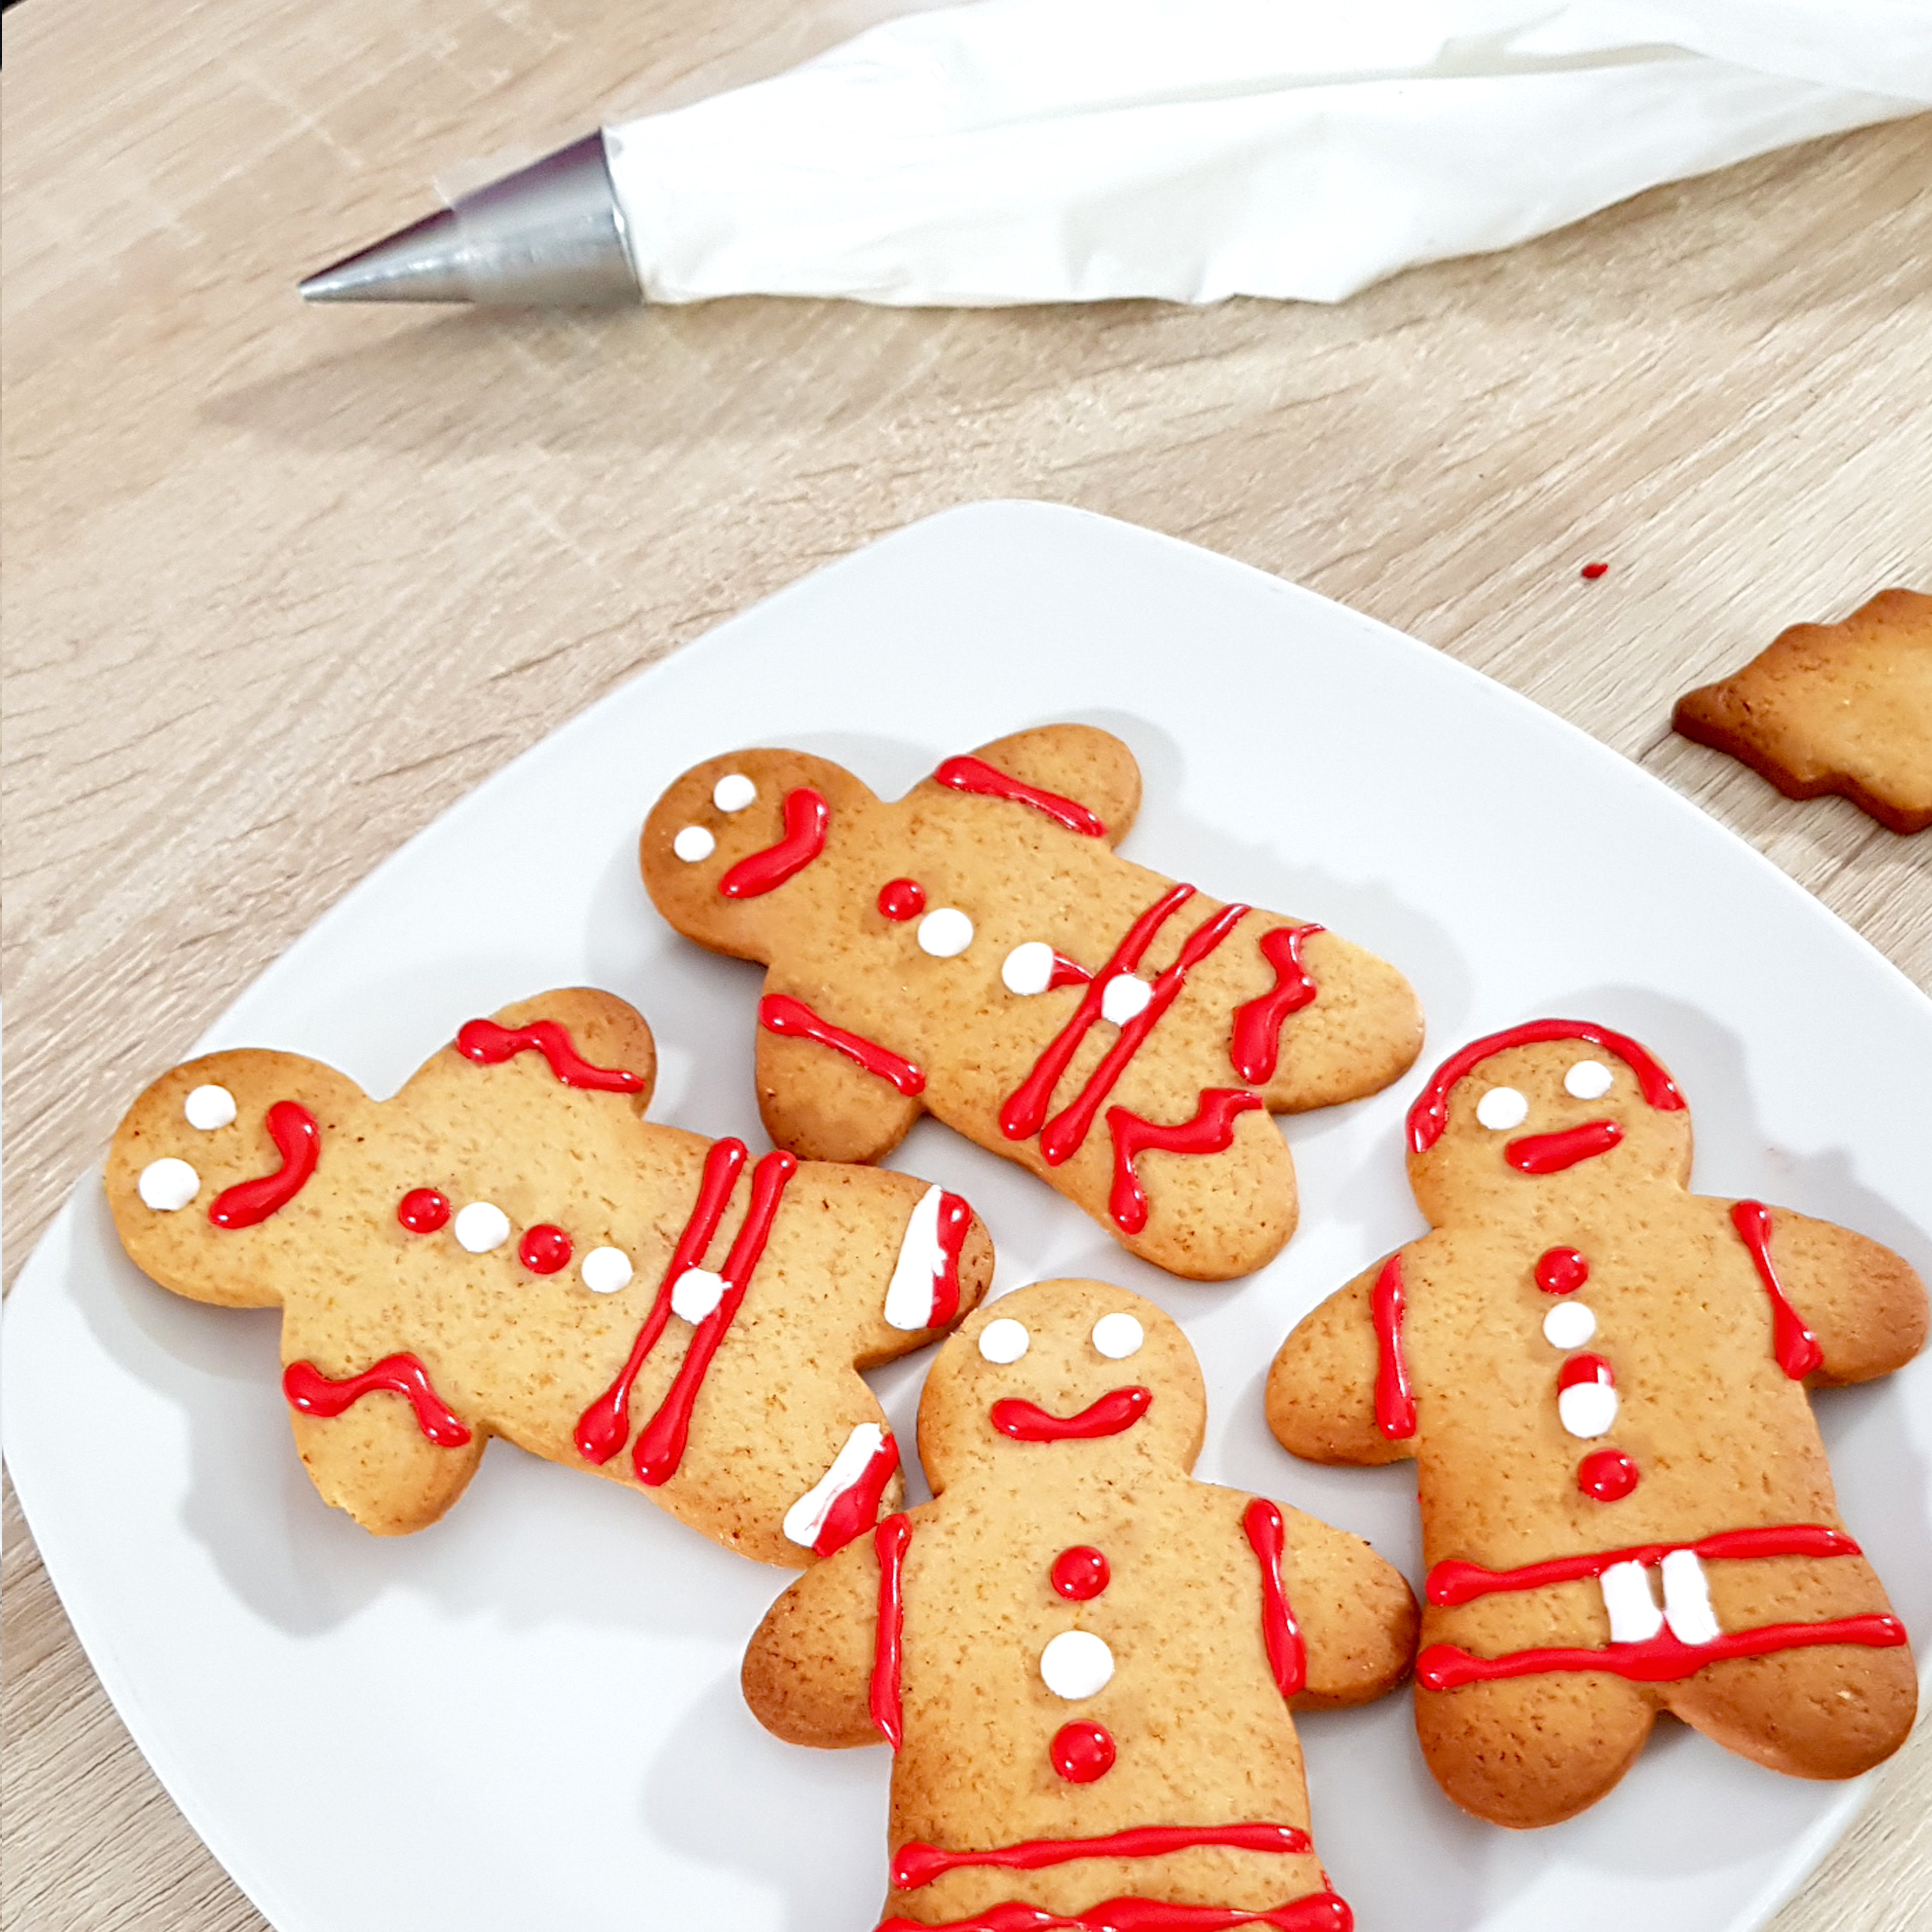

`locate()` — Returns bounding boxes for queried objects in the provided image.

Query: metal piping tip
[299,209,471,303]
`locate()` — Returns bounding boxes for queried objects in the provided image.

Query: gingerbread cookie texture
[1264,1019,1926,1828]
[1672,587,1932,833]
[743,1277,1417,1930]
[641,728,1423,1279]
[106,988,992,1563]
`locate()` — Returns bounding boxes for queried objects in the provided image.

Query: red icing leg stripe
[575,1138,747,1465]
[759,993,926,1097]
[872,1512,913,1749]
[1417,1614,1907,1691]
[1370,1254,1417,1439]
[455,1018,646,1093]
[877,1894,1351,1932]
[1243,1498,1308,1698]
[1428,1524,1861,1606]
[208,1102,321,1229]
[1505,1119,1622,1173]
[1732,1200,1824,1379]
[284,1353,471,1448]
[813,1434,901,1558]
[1106,1089,1264,1236]
[991,1387,1152,1442]
[1230,925,1323,1086]
[927,1192,972,1328]
[718,788,829,898]
[892,1823,1315,1892]
[634,1150,798,1486]
[933,755,1107,838]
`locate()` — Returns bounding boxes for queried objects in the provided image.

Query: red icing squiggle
[209,1102,321,1229]
[891,1823,1314,1891]
[812,1433,902,1558]
[1106,1089,1264,1236]
[990,1387,1152,1442]
[456,1019,646,1094]
[871,1512,912,1749]
[1229,926,1323,1085]
[1408,1020,1684,1153]
[719,788,829,898]
[1371,1254,1416,1440]
[877,1896,1351,1932]
[1732,1200,1824,1378]
[1506,1119,1622,1174]
[933,755,1106,838]
[760,993,926,1098]
[283,1352,470,1447]
[1243,1498,1308,1698]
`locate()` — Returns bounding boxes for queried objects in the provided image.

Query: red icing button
[1536,1246,1589,1295]
[877,878,925,921]
[519,1225,573,1274]
[1050,1721,1116,1784]
[398,1188,451,1233]
[1578,1449,1639,1501]
[1050,1547,1110,1601]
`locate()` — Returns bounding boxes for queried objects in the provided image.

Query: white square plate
[7,502,1929,1932]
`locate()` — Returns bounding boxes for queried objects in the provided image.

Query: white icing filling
[1476,1085,1529,1131]
[1091,1312,1144,1359]
[581,1246,633,1294]
[978,1316,1029,1364]
[884,1184,950,1330]
[1100,973,1152,1026]
[1564,1057,1614,1100]
[1661,1548,1722,1645]
[137,1157,200,1211]
[183,1084,237,1131]
[454,1201,511,1254]
[673,825,715,863]
[782,1423,888,1549]
[1558,1380,1617,1440]
[1542,1302,1597,1350]
[1002,940,1054,995]
[1600,1560,1665,1644]
[917,907,974,958]
[671,1266,726,1324]
[712,772,757,813]
[1040,1629,1114,1700]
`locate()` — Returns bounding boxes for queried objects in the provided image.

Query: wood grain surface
[3,3,1928,1928]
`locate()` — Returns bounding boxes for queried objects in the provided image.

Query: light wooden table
[4,4,1929,1928]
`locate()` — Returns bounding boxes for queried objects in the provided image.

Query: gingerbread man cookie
[1265,1019,1926,1827]
[641,728,1423,1279]
[744,1277,1417,1930]
[107,988,992,1564]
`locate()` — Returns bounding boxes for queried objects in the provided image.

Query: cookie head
[916,1278,1205,1488]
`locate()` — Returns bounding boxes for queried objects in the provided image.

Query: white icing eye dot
[1565,1058,1614,1101]
[1558,1381,1618,1439]
[673,825,715,863]
[453,1202,511,1254]
[712,773,757,813]
[1100,974,1153,1026]
[581,1246,632,1294]
[183,1084,237,1131]
[978,1317,1029,1364]
[137,1157,200,1211]
[1003,941,1053,996]
[1543,1302,1598,1350]
[1476,1086,1529,1131]
[1040,1629,1114,1700]
[917,907,974,958]
[1091,1312,1144,1359]
[671,1266,726,1324]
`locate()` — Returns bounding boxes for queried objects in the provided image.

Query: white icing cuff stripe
[883,1185,949,1330]
[783,1424,889,1549]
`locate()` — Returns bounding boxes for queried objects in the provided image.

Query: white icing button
[917,907,974,958]
[1040,1629,1115,1700]
[1476,1085,1529,1131]
[1558,1381,1618,1440]
[671,1266,727,1324]
[581,1246,633,1294]
[978,1316,1030,1364]
[183,1084,237,1131]
[673,824,716,863]
[1542,1302,1598,1350]
[1091,1312,1144,1359]
[1100,973,1153,1026]
[137,1157,200,1211]
[712,772,757,813]
[1002,941,1054,996]
[1565,1058,1614,1100]
[453,1201,511,1254]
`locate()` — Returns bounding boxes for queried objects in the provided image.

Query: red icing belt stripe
[1371,1254,1417,1440]
[877,1895,1351,1932]
[1408,1019,1685,1153]
[718,787,829,898]
[1505,1119,1622,1174]
[575,1138,747,1465]
[1732,1200,1825,1379]
[871,1512,913,1749]
[455,1018,646,1093]
[990,1387,1152,1442]
[759,992,926,1097]
[1428,1523,1861,1606]
[812,1433,902,1558]
[933,755,1107,838]
[892,1823,1315,1891]
[634,1150,798,1485]
[1243,1498,1308,1698]
[1106,1090,1264,1236]
[1229,925,1323,1086]
[1417,1614,1908,1692]
[927,1192,973,1328]
[208,1102,321,1228]
[283,1352,471,1448]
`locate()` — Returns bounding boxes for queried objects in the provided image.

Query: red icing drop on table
[878,878,926,920]
[283,1352,470,1448]
[397,1188,450,1234]
[759,992,926,1097]
[876,1896,1351,1932]
[1049,1721,1117,1784]
[1050,1546,1110,1601]
[871,1511,913,1749]
[519,1224,572,1274]
[811,1432,902,1558]
[891,1823,1315,1892]
[1229,925,1323,1085]
[1731,1199,1824,1378]
[208,1101,321,1228]
[1106,1089,1264,1237]
[1536,1246,1589,1294]
[1580,561,1610,580]
[1506,1119,1622,1173]
[1243,1497,1307,1698]
[991,1387,1152,1442]
[718,787,829,897]
[1577,1449,1640,1500]
[456,1018,646,1093]
[1371,1254,1416,1440]
[933,755,1107,837]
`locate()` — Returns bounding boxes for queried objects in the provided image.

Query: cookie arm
[921,724,1141,845]
[1266,1256,1415,1467]
[742,1529,888,1748]
[754,986,926,1164]
[1281,1505,1418,1709]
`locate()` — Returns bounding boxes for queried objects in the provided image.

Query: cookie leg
[1665,1645,1918,1780]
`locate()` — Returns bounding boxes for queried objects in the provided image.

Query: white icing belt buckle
[1600,1549,1722,1646]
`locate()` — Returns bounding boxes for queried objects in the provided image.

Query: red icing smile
[1505,1119,1622,1173]
[990,1386,1152,1441]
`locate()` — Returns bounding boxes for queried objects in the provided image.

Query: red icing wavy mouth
[718,787,829,898]
[990,1386,1152,1441]
[1505,1119,1622,1173]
